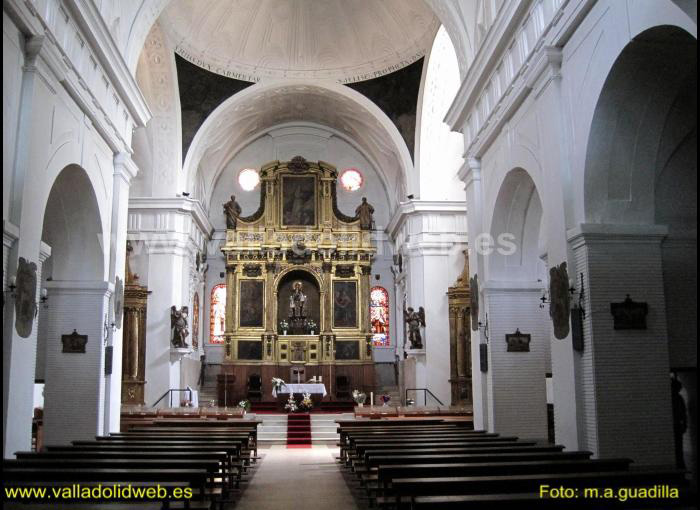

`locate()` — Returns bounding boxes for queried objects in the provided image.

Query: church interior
[2,0,697,508]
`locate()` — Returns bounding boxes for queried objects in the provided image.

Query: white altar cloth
[273,383,327,397]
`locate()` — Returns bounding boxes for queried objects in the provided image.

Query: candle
[9,276,16,287]
[41,289,48,298]
[370,392,374,407]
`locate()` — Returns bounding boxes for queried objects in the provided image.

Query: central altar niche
[220,157,376,403]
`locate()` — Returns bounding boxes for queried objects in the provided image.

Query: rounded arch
[182,80,414,208]
[487,168,545,283]
[583,25,697,225]
[415,25,465,201]
[41,165,105,282]
[274,268,323,334]
[273,266,324,295]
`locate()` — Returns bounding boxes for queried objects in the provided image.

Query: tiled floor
[236,445,366,510]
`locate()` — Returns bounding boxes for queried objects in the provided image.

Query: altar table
[272,383,327,398]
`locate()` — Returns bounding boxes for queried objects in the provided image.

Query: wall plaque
[62,330,88,353]
[610,295,648,330]
[505,329,531,352]
[104,345,113,375]
[479,343,488,372]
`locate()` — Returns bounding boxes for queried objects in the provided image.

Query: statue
[170,305,190,348]
[223,195,242,229]
[355,197,375,230]
[289,281,307,318]
[404,306,426,349]
[14,257,38,338]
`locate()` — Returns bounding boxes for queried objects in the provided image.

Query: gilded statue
[289,281,307,318]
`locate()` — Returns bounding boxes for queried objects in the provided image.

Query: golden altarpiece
[447,251,472,407]
[220,157,376,401]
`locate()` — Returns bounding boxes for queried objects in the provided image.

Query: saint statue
[404,306,426,349]
[289,281,307,318]
[171,305,190,348]
[355,197,375,230]
[223,195,242,230]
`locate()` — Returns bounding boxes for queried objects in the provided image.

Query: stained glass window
[192,292,200,350]
[210,284,226,344]
[370,286,390,347]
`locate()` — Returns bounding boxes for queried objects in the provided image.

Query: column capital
[458,156,481,188]
[567,223,669,249]
[113,152,139,185]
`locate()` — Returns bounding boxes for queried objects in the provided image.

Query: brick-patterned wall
[43,282,110,445]
[572,228,674,466]
[485,286,548,440]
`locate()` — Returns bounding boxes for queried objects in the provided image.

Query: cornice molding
[386,200,467,239]
[128,197,213,239]
[64,0,151,127]
[567,223,670,249]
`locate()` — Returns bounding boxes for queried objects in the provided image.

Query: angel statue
[171,305,190,348]
[404,306,426,349]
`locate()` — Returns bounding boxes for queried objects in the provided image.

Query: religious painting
[505,329,531,352]
[192,292,200,350]
[282,176,316,226]
[370,286,390,347]
[237,340,262,360]
[239,280,264,328]
[333,281,357,328]
[210,284,226,344]
[610,295,648,330]
[335,340,360,360]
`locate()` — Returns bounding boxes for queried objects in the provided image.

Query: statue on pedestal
[355,197,375,230]
[289,281,306,318]
[223,195,242,230]
[171,305,190,348]
[404,306,426,349]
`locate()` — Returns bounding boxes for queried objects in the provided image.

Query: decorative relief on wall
[549,262,571,339]
[335,265,355,278]
[506,329,531,352]
[62,330,87,353]
[209,284,226,344]
[14,257,37,338]
[610,295,648,330]
[242,264,262,277]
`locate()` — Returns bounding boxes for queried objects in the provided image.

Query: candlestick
[370,392,374,407]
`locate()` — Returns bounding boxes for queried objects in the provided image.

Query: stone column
[483,283,549,439]
[42,281,112,445]
[569,224,674,466]
[103,153,137,432]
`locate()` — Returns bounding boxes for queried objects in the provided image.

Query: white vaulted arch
[182,80,415,209]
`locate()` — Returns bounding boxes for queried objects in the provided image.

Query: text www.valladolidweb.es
[4,483,193,501]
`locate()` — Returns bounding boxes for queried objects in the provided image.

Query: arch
[41,165,105,282]
[487,168,544,283]
[275,268,322,334]
[583,25,697,225]
[415,25,465,201]
[182,80,415,207]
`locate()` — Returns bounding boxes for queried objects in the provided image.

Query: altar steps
[252,413,353,444]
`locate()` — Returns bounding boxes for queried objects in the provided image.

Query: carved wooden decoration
[610,295,648,330]
[62,330,88,353]
[448,250,472,405]
[15,257,37,338]
[469,274,479,331]
[549,262,571,339]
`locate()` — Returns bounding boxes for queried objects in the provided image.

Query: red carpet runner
[286,413,312,448]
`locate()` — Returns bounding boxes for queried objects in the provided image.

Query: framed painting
[333,281,357,328]
[281,176,316,227]
[335,340,359,360]
[239,280,264,328]
[237,340,262,360]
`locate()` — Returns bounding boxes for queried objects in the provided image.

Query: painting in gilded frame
[239,280,264,328]
[281,176,316,226]
[333,281,357,328]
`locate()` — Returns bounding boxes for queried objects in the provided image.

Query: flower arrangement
[381,395,391,406]
[279,320,289,334]
[305,319,317,334]
[271,377,285,393]
[352,389,367,406]
[238,399,251,412]
[299,392,313,411]
[284,393,298,413]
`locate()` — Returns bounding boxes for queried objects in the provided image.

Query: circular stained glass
[340,168,363,191]
[238,168,260,191]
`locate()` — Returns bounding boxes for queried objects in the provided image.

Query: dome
[159,0,439,83]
